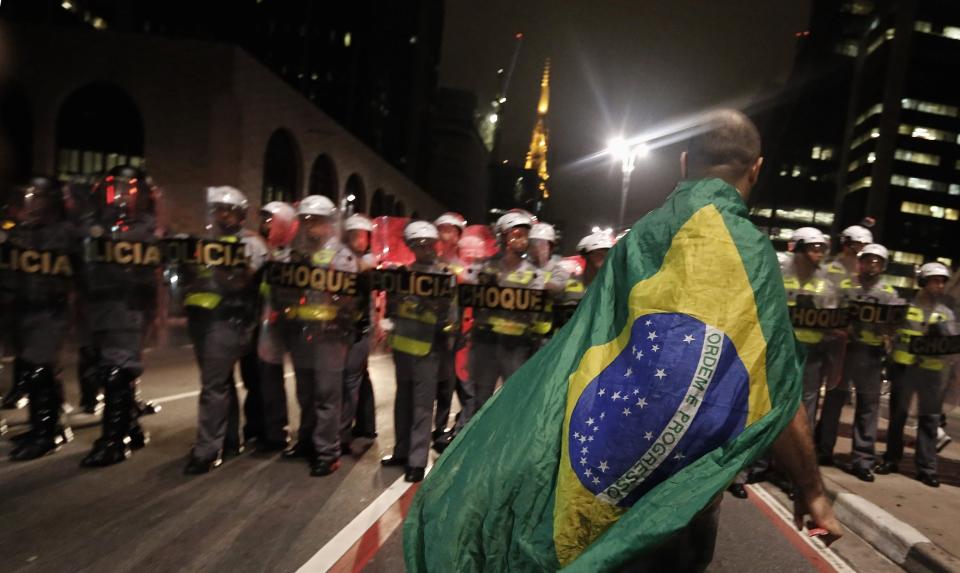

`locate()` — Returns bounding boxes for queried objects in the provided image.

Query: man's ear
[680,151,689,179]
[748,156,764,186]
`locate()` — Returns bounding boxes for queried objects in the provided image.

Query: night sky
[440,0,810,249]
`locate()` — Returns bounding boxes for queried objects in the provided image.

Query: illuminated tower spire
[525,58,551,200]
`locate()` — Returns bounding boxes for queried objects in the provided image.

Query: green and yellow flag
[403,178,803,571]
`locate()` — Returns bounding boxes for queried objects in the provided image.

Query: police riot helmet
[404,220,439,243]
[790,227,828,251]
[918,261,950,287]
[577,231,614,254]
[858,243,889,261]
[434,212,467,231]
[529,222,557,243]
[2,176,66,227]
[495,210,534,235]
[840,225,873,245]
[297,194,337,218]
[344,213,374,233]
[93,165,156,221]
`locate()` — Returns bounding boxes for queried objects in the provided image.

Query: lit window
[811,146,822,159]
[775,228,796,241]
[791,165,802,177]
[891,250,924,264]
[848,158,863,172]
[881,275,914,288]
[937,257,953,267]
[775,208,815,223]
[750,207,773,218]
[835,42,859,57]
[944,26,960,40]
[890,174,949,192]
[343,31,352,47]
[814,212,835,225]
[866,29,895,54]
[915,21,933,33]
[809,175,819,181]
[779,169,788,177]
[855,103,883,126]
[886,28,896,39]
[848,176,872,192]
[821,147,834,160]
[409,36,418,45]
[950,184,960,196]
[894,149,940,165]
[901,98,959,117]
[900,201,960,220]
[898,124,957,142]
[868,152,877,163]
[851,129,880,149]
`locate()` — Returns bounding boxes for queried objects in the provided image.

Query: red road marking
[747,490,837,573]
[329,482,420,573]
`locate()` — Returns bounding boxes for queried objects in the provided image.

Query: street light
[607,137,649,230]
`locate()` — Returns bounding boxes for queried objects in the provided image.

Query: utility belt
[473,324,533,345]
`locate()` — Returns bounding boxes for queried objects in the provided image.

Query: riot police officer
[577,231,613,288]
[431,212,467,451]
[2,177,76,460]
[380,221,457,482]
[183,186,269,474]
[876,262,957,487]
[826,225,873,286]
[276,195,360,476]
[528,222,570,342]
[783,227,841,431]
[817,243,902,481]
[80,165,161,467]
[340,213,376,455]
[460,210,545,423]
[256,200,298,451]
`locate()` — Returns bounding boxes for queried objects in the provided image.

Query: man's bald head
[683,109,762,186]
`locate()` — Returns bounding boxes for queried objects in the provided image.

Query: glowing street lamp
[607,137,649,231]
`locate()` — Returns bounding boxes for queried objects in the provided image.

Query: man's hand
[793,491,843,546]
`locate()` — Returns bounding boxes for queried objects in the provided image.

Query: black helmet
[92,165,156,221]
[2,176,66,226]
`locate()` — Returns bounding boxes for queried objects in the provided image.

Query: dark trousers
[237,341,264,440]
[259,361,289,443]
[817,344,883,469]
[884,366,943,477]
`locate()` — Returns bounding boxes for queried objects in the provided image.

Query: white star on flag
[636,397,648,408]
[683,334,695,344]
[674,452,686,461]
[581,447,589,455]
[636,350,644,359]
[633,389,640,395]
[644,431,654,440]
[622,408,631,416]
[585,468,593,477]
[611,391,621,401]
[655,368,667,380]
[599,412,606,420]
[624,368,633,378]
[586,417,595,426]
[632,345,637,354]
[578,435,587,444]
[588,436,594,442]
[580,457,588,465]
[647,331,657,341]
[598,388,606,397]
[574,432,581,439]
[652,344,660,352]
[599,460,610,473]
[592,476,601,485]
[593,425,600,432]
[645,319,652,326]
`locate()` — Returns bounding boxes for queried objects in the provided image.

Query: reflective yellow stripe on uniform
[784,276,827,344]
[397,301,438,325]
[184,292,222,309]
[565,279,585,294]
[287,304,338,322]
[312,249,335,266]
[505,270,534,284]
[487,316,528,336]
[388,334,433,357]
[894,306,950,370]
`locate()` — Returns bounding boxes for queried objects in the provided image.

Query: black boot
[1,357,29,410]
[127,377,150,449]
[81,368,134,467]
[10,365,70,461]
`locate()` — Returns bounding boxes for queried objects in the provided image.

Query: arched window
[308,153,338,201]
[343,173,366,215]
[56,83,144,183]
[0,84,33,181]
[370,188,386,217]
[262,128,302,204]
[394,200,406,217]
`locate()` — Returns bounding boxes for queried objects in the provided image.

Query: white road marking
[747,484,856,573]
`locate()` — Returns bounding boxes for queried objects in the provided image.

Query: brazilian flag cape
[403,178,803,571]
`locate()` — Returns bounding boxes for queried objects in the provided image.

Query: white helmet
[434,212,467,230]
[404,221,439,242]
[919,262,950,280]
[858,243,889,260]
[207,186,248,210]
[529,222,557,242]
[577,231,614,253]
[297,195,336,217]
[262,201,295,218]
[496,210,534,234]
[841,225,873,244]
[344,213,373,233]
[790,226,828,249]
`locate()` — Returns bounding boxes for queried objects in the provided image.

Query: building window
[848,176,872,193]
[938,257,953,267]
[750,207,772,218]
[915,21,933,33]
[343,31,352,47]
[893,149,940,165]
[834,41,859,57]
[890,250,924,264]
[811,146,821,159]
[890,174,950,192]
[881,275,915,288]
[851,128,880,150]
[898,124,957,142]
[866,28,895,55]
[791,165,802,177]
[949,184,960,196]
[775,228,796,241]
[855,103,883,126]
[944,26,960,40]
[814,212,835,225]
[901,98,959,118]
[812,146,835,161]
[900,201,960,220]
[775,208,815,223]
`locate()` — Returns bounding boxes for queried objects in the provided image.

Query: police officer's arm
[770,404,843,545]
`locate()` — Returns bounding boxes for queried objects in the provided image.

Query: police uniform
[530,254,572,342]
[257,243,292,449]
[781,258,841,431]
[461,257,545,423]
[340,251,376,452]
[3,216,76,459]
[883,300,957,479]
[816,276,901,470]
[432,255,466,437]
[184,229,269,465]
[386,260,456,471]
[276,237,360,472]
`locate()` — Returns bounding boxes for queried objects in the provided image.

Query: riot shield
[457,224,498,267]
[371,216,413,268]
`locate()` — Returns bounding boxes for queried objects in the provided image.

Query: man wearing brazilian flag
[404,110,842,572]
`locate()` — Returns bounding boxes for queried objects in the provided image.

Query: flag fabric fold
[403,178,803,572]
